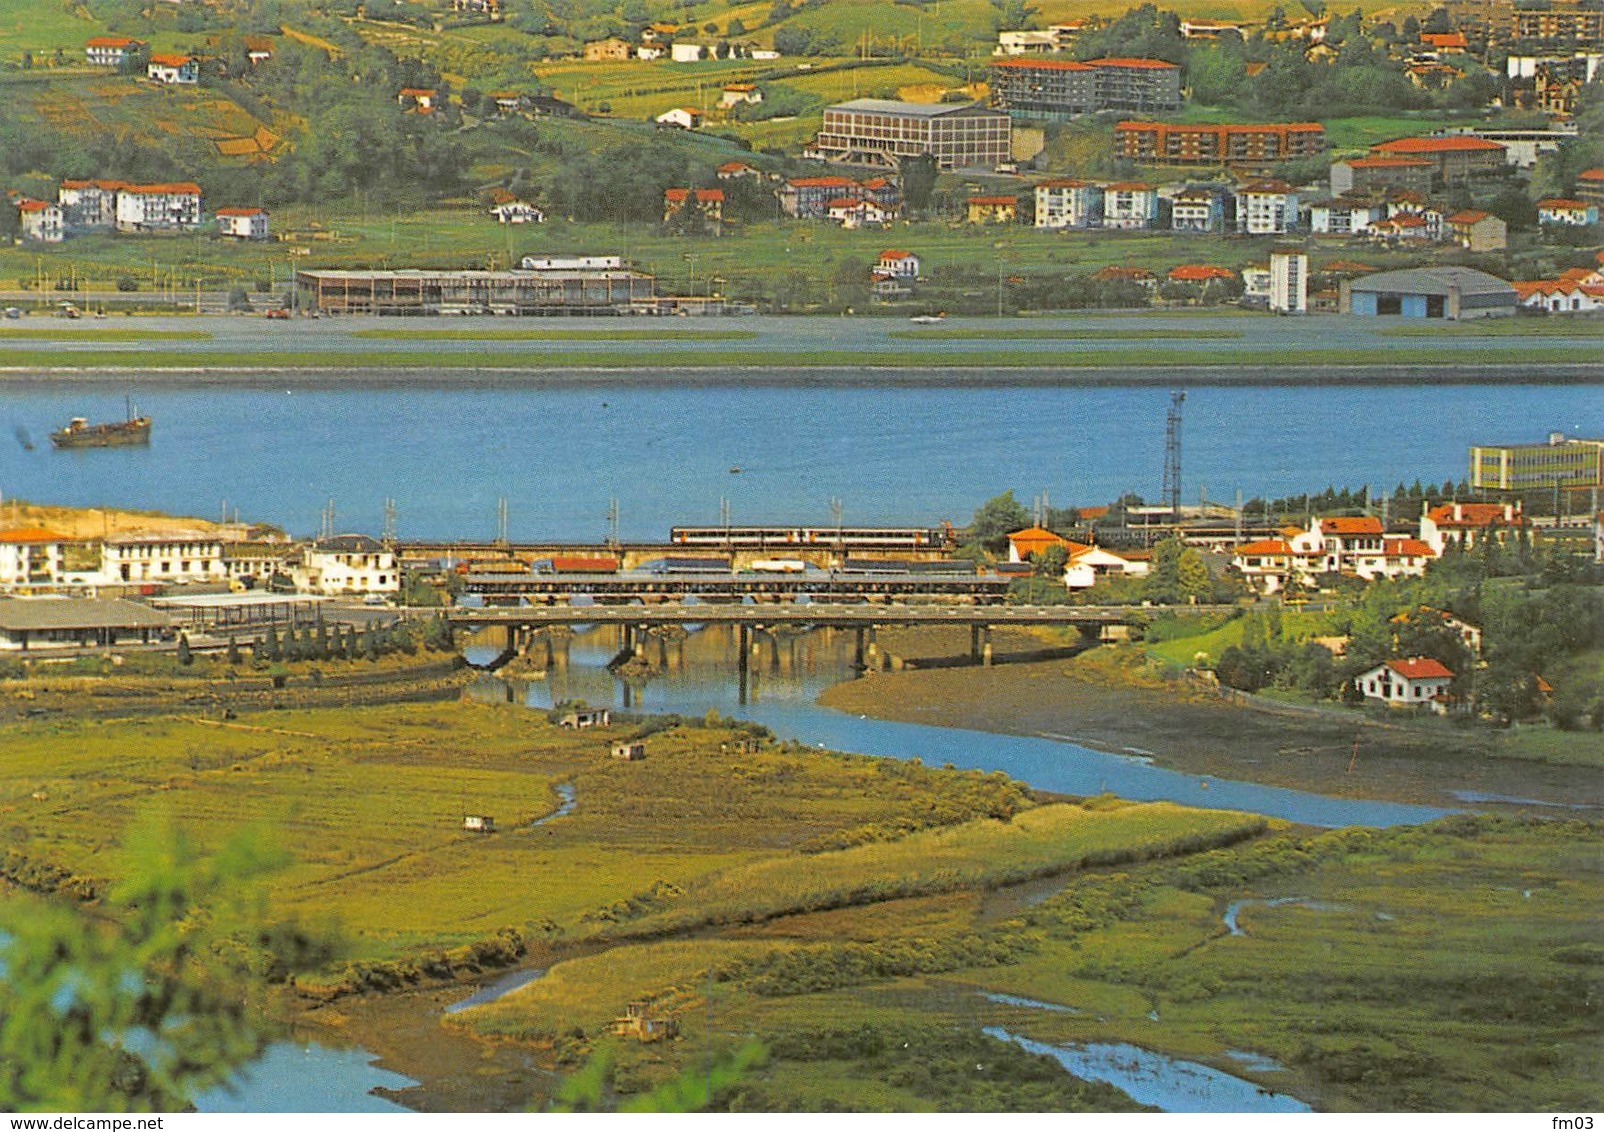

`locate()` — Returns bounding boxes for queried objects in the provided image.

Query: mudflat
[819,629,1603,813]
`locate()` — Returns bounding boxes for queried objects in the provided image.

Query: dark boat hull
[50,420,151,448]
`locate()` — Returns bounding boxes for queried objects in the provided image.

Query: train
[668,525,953,550]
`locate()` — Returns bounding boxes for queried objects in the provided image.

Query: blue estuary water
[1,379,1596,540]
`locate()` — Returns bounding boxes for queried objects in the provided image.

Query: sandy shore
[820,628,1603,813]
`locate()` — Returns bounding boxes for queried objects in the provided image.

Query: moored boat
[50,413,151,449]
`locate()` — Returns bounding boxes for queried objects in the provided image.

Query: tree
[900,153,938,216]
[0,821,282,1111]
[1033,543,1069,579]
[967,491,1032,554]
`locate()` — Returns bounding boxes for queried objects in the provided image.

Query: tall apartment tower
[1269,246,1307,314]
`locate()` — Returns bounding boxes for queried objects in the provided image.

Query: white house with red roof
[115,182,203,232]
[147,53,198,84]
[1235,515,1436,592]
[877,250,920,279]
[1231,537,1298,593]
[1354,657,1455,707]
[1102,182,1158,229]
[716,161,760,180]
[718,83,762,109]
[655,107,703,129]
[1063,542,1147,588]
[398,88,437,112]
[1235,180,1299,235]
[1535,198,1599,226]
[1419,500,1527,554]
[0,529,68,592]
[827,198,891,229]
[216,206,268,239]
[1034,179,1104,230]
[15,197,64,243]
[85,36,144,67]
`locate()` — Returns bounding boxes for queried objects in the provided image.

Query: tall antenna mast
[1162,390,1185,519]
[382,497,397,544]
[606,498,620,551]
[496,496,508,546]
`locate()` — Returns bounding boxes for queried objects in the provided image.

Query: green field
[462,814,1604,1111]
[889,328,1244,341]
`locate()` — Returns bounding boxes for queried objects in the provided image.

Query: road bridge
[462,570,1010,603]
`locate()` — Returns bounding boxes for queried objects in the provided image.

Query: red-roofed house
[663,187,723,233]
[1419,30,1469,50]
[1167,264,1236,283]
[1330,156,1435,196]
[877,250,920,279]
[718,83,762,109]
[827,197,892,229]
[1006,526,1068,562]
[1536,198,1599,226]
[398,88,438,112]
[147,53,198,84]
[114,182,203,232]
[1446,209,1506,251]
[1063,542,1148,588]
[716,161,760,180]
[85,36,144,67]
[1034,179,1104,230]
[15,198,64,243]
[0,528,69,592]
[779,175,859,219]
[1235,180,1299,234]
[216,206,268,240]
[1419,500,1527,554]
[655,107,703,130]
[1355,657,1455,707]
[1103,182,1159,229]
[1231,538,1296,592]
[1369,135,1506,184]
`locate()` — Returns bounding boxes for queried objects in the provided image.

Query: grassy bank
[1,345,1602,373]
[349,328,759,342]
[0,329,214,341]
[887,328,1245,341]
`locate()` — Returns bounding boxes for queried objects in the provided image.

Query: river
[1,377,1596,540]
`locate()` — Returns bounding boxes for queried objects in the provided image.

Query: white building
[17,199,64,243]
[85,36,144,67]
[876,249,920,278]
[1101,182,1158,229]
[490,201,544,224]
[718,83,762,108]
[1034,179,1103,229]
[1063,543,1148,589]
[1236,180,1298,235]
[1269,247,1307,314]
[669,44,705,62]
[57,179,122,231]
[1354,657,1454,708]
[114,182,203,233]
[655,107,703,129]
[290,535,398,596]
[0,528,66,593]
[101,531,225,586]
[1418,501,1526,555]
[146,53,198,83]
[216,206,269,239]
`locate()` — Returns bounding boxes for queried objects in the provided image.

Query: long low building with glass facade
[805,99,1012,170]
[295,266,658,316]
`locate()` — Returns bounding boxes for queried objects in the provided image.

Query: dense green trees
[0,822,278,1111]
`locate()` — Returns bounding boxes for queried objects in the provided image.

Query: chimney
[1454,503,1463,522]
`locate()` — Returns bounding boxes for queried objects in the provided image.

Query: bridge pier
[971,624,993,666]
[737,624,751,704]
